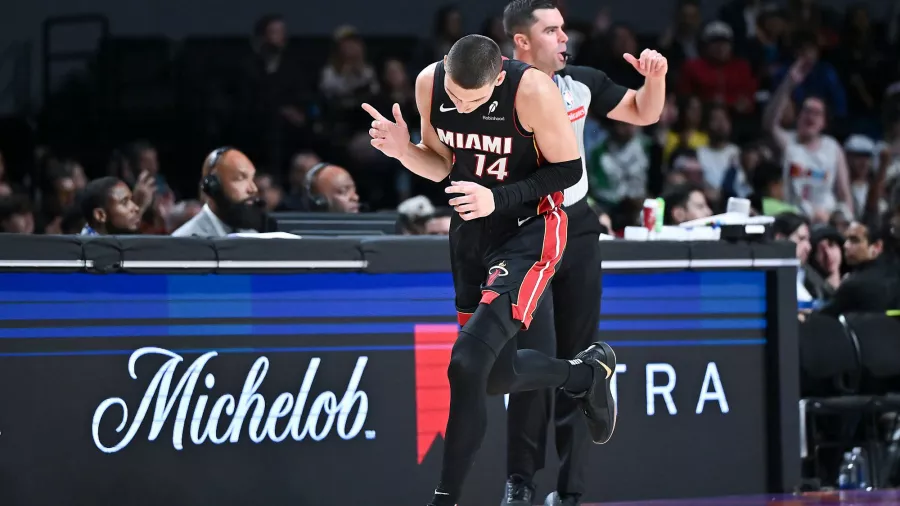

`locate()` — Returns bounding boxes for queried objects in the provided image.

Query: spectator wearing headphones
[305,162,361,213]
[172,148,269,237]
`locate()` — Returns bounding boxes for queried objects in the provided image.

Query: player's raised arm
[490,68,582,211]
[361,63,453,182]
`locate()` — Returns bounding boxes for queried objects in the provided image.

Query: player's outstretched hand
[362,102,410,160]
[446,180,495,221]
[623,49,668,79]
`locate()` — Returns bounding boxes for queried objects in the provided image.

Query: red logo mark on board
[413,324,456,463]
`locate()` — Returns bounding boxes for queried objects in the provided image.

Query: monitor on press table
[270,212,401,236]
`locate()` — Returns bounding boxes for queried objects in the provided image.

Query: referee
[501,1,668,505]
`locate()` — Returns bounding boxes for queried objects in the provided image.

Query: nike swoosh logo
[599,361,613,379]
[440,104,456,112]
[517,216,535,227]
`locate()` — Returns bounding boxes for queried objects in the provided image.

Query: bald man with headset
[303,162,362,213]
[172,147,272,237]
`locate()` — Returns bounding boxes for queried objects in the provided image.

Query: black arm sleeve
[491,158,582,211]
[560,65,629,117]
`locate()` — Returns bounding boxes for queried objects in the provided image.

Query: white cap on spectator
[844,134,875,155]
[397,195,435,218]
[703,21,734,42]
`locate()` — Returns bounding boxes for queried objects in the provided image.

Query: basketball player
[500,2,667,505]
[362,34,616,506]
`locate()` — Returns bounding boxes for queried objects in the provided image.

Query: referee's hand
[446,181,495,221]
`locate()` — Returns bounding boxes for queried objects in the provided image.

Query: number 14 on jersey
[474,154,509,181]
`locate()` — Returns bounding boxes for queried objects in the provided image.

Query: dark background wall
[0,0,894,113]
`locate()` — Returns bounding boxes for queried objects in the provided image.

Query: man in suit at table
[173,147,272,238]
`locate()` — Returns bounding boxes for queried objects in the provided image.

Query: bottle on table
[851,446,871,490]
[837,451,857,490]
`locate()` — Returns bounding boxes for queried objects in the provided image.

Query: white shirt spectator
[783,131,843,216]
[587,134,650,205]
[698,143,740,189]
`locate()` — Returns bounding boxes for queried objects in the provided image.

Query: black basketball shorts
[450,206,569,344]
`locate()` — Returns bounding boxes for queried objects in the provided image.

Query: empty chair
[798,313,870,486]
[841,312,900,487]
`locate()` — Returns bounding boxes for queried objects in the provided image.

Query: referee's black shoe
[571,341,617,444]
[500,475,535,506]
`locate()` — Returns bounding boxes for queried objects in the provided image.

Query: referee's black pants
[506,200,603,498]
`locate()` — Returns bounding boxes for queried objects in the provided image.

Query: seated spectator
[586,120,650,211]
[304,162,361,214]
[39,167,79,234]
[662,182,713,225]
[0,196,35,234]
[772,212,813,302]
[820,214,900,316]
[678,21,758,115]
[397,196,451,235]
[173,149,269,238]
[843,220,883,270]
[751,161,800,216]
[281,151,323,211]
[804,224,844,302]
[79,177,141,236]
[255,173,284,212]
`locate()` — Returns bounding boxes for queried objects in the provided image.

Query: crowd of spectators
[1,0,899,311]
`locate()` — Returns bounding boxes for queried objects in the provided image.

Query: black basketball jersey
[430,59,543,192]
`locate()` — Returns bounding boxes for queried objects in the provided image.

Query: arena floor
[588,490,900,505]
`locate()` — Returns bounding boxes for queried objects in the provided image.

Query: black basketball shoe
[570,341,617,444]
[500,475,535,506]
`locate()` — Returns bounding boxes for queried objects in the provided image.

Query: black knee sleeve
[452,292,523,395]
[464,292,522,354]
[447,331,496,391]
